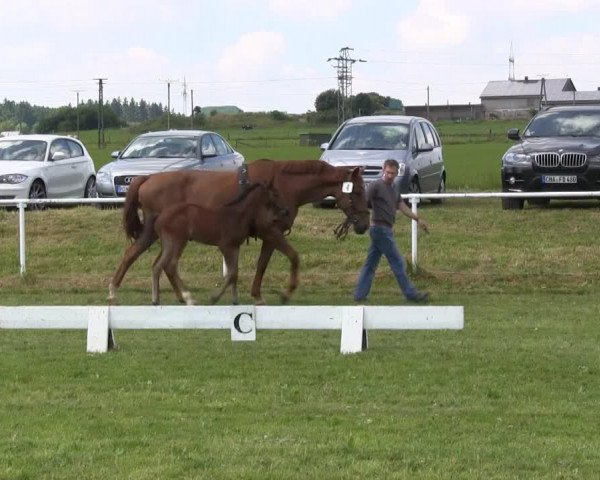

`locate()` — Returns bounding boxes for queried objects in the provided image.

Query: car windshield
[120,136,198,159]
[523,110,600,138]
[0,140,47,161]
[329,123,410,150]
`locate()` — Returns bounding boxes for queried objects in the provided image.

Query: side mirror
[51,151,68,161]
[320,142,329,151]
[111,151,120,159]
[418,142,434,153]
[507,128,521,141]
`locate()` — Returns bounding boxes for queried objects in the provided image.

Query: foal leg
[162,241,194,305]
[210,248,239,304]
[250,241,276,305]
[266,232,300,304]
[151,248,165,306]
[108,218,158,304]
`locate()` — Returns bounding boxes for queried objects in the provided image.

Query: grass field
[2,119,598,478]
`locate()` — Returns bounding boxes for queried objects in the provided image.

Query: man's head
[382,159,399,185]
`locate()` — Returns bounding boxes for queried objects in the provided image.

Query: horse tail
[123,175,150,241]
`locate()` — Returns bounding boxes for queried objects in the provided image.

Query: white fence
[3,192,600,275]
[0,305,464,354]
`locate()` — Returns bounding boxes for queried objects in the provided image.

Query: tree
[353,93,376,116]
[315,89,338,112]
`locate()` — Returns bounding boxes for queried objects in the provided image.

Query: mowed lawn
[1,120,599,478]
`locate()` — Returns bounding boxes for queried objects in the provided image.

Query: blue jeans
[354,225,419,301]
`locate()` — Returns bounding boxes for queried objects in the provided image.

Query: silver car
[0,134,96,210]
[96,130,245,198]
[319,115,446,205]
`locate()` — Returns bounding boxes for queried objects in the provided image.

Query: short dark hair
[383,159,399,170]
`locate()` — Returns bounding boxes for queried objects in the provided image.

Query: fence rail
[0,305,464,354]
[3,191,600,275]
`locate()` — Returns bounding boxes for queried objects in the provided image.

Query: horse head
[333,167,370,235]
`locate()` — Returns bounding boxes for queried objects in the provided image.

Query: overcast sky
[2,0,600,114]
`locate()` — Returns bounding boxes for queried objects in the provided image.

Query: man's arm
[398,200,429,233]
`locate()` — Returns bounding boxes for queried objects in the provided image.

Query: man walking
[354,159,429,303]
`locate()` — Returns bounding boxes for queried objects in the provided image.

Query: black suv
[501,105,600,209]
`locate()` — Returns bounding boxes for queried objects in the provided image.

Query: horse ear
[350,166,363,178]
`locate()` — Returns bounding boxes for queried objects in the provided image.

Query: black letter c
[234,312,253,334]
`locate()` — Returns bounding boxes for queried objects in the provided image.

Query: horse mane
[277,160,331,176]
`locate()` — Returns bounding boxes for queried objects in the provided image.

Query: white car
[0,134,96,210]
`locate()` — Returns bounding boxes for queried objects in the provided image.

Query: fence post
[18,202,26,276]
[410,197,419,272]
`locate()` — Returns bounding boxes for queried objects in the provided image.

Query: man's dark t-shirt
[367,179,401,227]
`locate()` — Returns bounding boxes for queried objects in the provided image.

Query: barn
[480,77,600,119]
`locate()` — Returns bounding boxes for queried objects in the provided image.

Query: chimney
[524,76,529,82]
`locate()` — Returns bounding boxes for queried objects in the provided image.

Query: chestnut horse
[152,183,288,306]
[109,159,369,304]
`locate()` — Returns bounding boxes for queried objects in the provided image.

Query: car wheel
[28,180,47,211]
[404,177,420,205]
[430,175,445,204]
[84,176,97,198]
[501,197,524,210]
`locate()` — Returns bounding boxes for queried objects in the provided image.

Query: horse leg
[210,247,239,304]
[250,241,276,305]
[151,248,165,306]
[268,233,300,304]
[108,217,158,304]
[162,241,193,305]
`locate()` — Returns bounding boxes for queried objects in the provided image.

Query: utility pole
[426,86,430,119]
[72,90,83,137]
[94,78,107,148]
[327,47,366,124]
[160,78,178,129]
[539,77,547,109]
[182,77,188,116]
[190,89,194,128]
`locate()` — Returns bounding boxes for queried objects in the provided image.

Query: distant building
[404,104,482,122]
[480,77,600,119]
[201,105,244,115]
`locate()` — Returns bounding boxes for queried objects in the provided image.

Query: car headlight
[503,152,531,165]
[96,170,111,183]
[397,163,406,175]
[0,174,28,184]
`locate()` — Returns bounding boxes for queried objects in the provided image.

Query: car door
[200,134,220,170]
[410,123,435,192]
[66,139,90,196]
[420,122,444,192]
[45,139,75,197]
[210,134,241,170]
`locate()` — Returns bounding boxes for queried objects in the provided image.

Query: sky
[2,0,600,114]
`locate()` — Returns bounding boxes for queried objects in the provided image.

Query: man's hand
[417,218,429,233]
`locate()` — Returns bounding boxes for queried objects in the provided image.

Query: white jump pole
[410,197,419,273]
[18,202,26,276]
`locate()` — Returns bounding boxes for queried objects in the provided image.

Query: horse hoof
[254,298,267,306]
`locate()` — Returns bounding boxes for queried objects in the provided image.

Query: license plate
[116,185,129,194]
[542,175,577,184]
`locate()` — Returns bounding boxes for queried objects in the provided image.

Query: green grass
[2,120,599,478]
